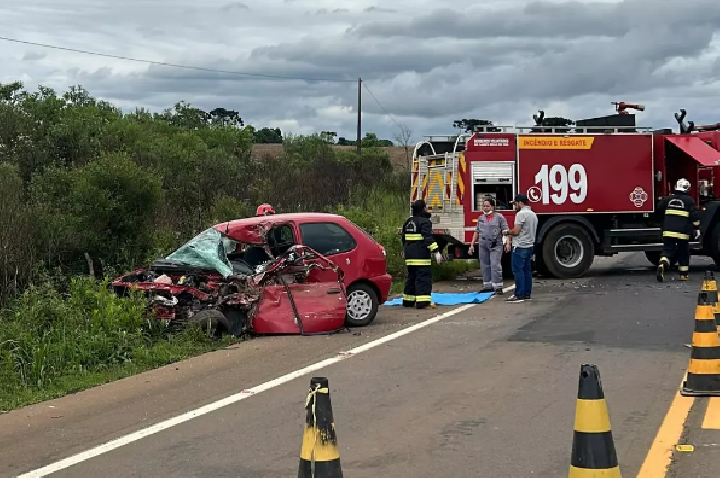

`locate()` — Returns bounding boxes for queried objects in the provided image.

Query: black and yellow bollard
[701,271,718,304]
[701,271,720,328]
[681,292,720,396]
[298,377,343,478]
[568,364,620,477]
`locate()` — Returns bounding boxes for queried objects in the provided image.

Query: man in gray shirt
[502,194,538,302]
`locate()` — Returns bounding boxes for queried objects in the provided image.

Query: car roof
[223,212,344,227]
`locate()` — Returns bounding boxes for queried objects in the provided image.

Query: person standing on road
[468,197,510,295]
[502,194,538,303]
[656,178,700,282]
[401,199,443,309]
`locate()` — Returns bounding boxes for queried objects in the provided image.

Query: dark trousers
[661,237,690,276]
[512,246,534,298]
[403,265,433,308]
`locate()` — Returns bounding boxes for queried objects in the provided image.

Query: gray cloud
[316,8,350,14]
[1,0,719,142]
[220,2,250,12]
[363,7,397,13]
[351,0,720,40]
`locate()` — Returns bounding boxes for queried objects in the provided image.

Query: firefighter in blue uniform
[402,199,443,309]
[656,178,700,282]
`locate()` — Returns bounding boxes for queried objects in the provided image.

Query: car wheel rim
[554,235,583,268]
[347,290,373,321]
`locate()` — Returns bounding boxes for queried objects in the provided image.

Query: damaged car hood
[164,227,237,278]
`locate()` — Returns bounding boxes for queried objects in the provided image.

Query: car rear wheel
[345,283,378,327]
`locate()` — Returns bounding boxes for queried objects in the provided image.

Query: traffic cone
[681,292,720,397]
[701,271,720,327]
[568,364,620,477]
[701,271,718,304]
[298,377,343,478]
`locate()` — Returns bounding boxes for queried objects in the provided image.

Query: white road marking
[17,303,477,477]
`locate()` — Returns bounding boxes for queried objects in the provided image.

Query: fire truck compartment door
[472,161,514,184]
[665,136,720,167]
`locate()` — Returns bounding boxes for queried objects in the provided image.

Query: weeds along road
[0,252,713,477]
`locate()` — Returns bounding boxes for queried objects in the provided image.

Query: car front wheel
[345,283,378,327]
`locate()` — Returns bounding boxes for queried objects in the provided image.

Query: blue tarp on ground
[383,292,495,306]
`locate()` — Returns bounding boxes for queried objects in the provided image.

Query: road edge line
[636,372,693,478]
[16,303,477,478]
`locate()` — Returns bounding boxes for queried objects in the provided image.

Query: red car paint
[214,213,392,305]
[112,213,391,335]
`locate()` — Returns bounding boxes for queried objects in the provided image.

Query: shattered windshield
[165,228,237,278]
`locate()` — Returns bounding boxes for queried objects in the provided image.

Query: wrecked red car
[112,213,392,336]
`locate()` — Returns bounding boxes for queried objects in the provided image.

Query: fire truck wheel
[542,223,594,279]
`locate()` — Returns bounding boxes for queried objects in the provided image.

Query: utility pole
[356,77,362,156]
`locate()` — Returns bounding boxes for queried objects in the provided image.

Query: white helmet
[675,178,690,192]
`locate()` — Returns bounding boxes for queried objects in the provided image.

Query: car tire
[345,283,378,327]
[189,309,231,339]
[542,223,594,279]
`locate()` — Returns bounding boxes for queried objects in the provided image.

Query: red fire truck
[410,105,720,278]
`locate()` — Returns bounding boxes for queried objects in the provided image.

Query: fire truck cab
[410,107,720,279]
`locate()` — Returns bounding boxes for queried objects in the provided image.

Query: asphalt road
[0,252,717,477]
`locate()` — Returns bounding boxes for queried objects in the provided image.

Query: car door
[296,221,361,284]
[252,224,347,334]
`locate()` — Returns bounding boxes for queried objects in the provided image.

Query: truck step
[603,241,702,252]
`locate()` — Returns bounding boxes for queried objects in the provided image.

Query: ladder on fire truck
[411,135,464,211]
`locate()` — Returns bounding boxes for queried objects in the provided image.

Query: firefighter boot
[657,257,670,283]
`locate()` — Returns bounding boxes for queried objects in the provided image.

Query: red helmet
[256,203,275,216]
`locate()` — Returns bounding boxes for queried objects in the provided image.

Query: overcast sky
[1,0,719,143]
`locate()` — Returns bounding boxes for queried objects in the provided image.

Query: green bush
[0,277,236,410]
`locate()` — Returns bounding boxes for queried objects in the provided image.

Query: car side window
[299,222,357,256]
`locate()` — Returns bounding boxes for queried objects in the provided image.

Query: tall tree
[208,107,243,127]
[453,119,500,132]
[392,123,413,170]
[320,131,337,143]
[253,127,283,143]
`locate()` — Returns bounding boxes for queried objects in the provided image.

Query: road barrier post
[702,270,720,329]
[681,292,720,396]
[298,377,343,478]
[568,364,621,477]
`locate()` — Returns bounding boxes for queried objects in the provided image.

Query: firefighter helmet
[675,178,691,193]
[256,203,275,216]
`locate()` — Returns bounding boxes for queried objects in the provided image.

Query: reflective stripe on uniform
[693,221,701,227]
[663,231,690,240]
[403,294,416,301]
[665,209,689,217]
[416,295,432,302]
[428,242,439,251]
[679,265,689,272]
[406,259,432,266]
[404,234,423,241]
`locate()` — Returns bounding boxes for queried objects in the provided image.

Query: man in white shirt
[502,194,538,303]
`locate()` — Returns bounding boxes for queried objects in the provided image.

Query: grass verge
[0,277,241,412]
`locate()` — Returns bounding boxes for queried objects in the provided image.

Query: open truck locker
[410,105,720,279]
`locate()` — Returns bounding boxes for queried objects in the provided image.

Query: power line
[361,80,403,129]
[0,36,356,83]
[1,35,405,132]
